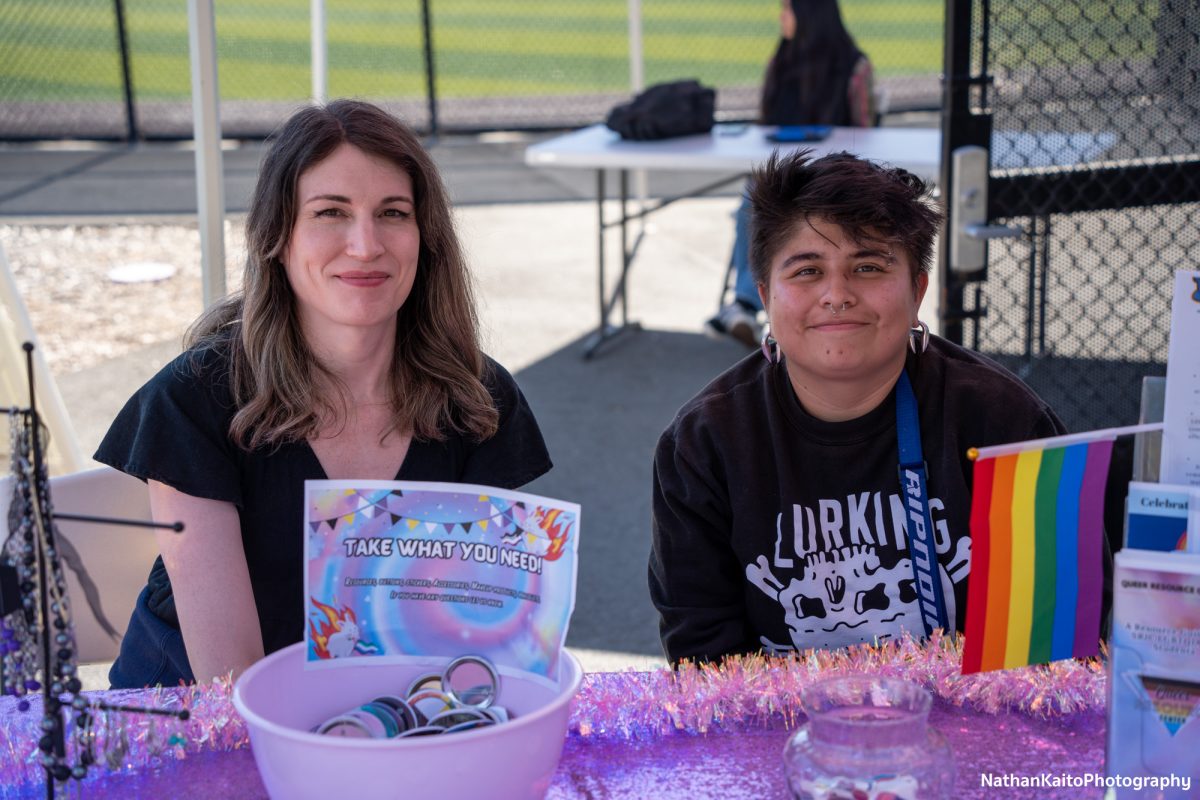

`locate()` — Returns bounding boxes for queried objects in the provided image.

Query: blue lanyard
[894,370,949,637]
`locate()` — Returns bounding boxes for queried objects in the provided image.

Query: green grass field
[1,0,945,104]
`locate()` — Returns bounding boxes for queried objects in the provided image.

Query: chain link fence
[962,0,1199,433]
[1,0,942,141]
[0,0,131,139]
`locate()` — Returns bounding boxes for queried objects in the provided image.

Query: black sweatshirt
[650,337,1067,662]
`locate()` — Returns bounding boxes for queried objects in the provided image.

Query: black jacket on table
[95,341,552,687]
[649,336,1068,663]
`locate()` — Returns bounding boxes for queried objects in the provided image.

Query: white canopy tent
[188,0,226,309]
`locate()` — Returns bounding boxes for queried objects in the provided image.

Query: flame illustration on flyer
[303,479,579,684]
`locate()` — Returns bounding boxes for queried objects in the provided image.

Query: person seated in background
[97,100,552,687]
[651,150,1068,663]
[707,0,875,348]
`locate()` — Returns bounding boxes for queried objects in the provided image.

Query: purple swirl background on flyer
[303,479,579,683]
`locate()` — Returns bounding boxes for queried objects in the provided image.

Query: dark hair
[760,0,864,126]
[188,99,498,449]
[747,149,943,289]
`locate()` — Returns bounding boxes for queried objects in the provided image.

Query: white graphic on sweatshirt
[745,492,971,652]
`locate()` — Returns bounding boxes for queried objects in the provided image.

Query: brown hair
[748,149,942,289]
[188,99,498,449]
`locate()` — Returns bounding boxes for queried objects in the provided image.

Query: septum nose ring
[827,302,848,316]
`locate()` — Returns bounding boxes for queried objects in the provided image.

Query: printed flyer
[1107,549,1200,798]
[303,480,579,685]
[1160,269,1200,487]
[1125,481,1190,551]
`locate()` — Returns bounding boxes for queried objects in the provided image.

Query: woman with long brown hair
[97,100,551,687]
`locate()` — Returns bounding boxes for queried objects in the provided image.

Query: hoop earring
[760,324,780,364]
[909,320,930,354]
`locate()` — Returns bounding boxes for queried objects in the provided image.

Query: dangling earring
[909,320,930,354]
[760,323,780,364]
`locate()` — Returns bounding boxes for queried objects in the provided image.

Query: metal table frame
[526,124,943,358]
[590,167,748,358]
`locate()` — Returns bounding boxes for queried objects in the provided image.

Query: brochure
[1191,489,1200,555]
[1125,481,1190,551]
[1106,549,1200,797]
[1160,269,1200,487]
[303,480,580,685]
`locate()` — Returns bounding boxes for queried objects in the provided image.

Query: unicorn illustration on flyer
[307,596,380,659]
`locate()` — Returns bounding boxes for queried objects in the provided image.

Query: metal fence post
[112,0,140,142]
[420,0,439,138]
[938,0,992,346]
[311,0,327,104]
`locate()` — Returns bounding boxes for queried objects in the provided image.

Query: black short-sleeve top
[94,342,552,657]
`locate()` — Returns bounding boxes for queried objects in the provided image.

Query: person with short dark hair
[651,150,1065,662]
[98,100,552,687]
[706,0,875,348]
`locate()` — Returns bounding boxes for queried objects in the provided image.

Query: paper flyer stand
[1155,269,1200,555]
[303,479,580,688]
[1104,270,1200,798]
[956,270,1199,794]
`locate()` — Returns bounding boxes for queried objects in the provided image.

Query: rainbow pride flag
[960,425,1144,674]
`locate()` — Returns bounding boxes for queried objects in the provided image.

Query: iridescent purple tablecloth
[548,701,1106,800]
[0,681,1107,800]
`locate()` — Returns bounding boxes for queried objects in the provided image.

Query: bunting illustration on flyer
[303,479,579,685]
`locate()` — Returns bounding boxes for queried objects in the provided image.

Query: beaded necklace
[3,348,191,795]
[3,408,86,780]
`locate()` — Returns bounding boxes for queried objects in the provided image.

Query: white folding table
[524,123,942,357]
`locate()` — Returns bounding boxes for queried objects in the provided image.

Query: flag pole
[967,422,1164,461]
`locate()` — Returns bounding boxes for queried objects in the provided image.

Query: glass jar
[783,675,955,800]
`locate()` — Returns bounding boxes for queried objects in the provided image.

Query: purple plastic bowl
[232,643,583,800]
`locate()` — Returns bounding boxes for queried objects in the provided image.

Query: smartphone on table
[767,125,833,143]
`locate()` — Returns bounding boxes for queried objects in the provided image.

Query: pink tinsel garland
[569,632,1106,740]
